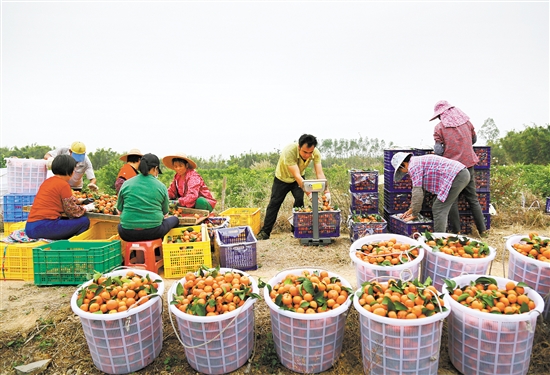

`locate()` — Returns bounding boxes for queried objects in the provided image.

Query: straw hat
[119,148,143,162]
[162,153,197,170]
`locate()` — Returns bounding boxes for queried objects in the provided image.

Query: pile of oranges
[444,277,536,314]
[76,270,161,314]
[73,191,118,215]
[166,227,204,243]
[423,232,491,258]
[511,232,550,263]
[356,278,447,319]
[350,213,385,223]
[354,239,421,266]
[267,270,353,314]
[170,267,259,316]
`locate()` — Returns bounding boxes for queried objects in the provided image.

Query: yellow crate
[3,221,26,234]
[162,225,211,278]
[219,208,261,235]
[1,241,47,280]
[70,221,119,241]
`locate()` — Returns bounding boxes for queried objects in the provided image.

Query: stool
[124,239,164,274]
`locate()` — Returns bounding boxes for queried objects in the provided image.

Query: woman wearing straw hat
[114,148,143,194]
[162,153,217,212]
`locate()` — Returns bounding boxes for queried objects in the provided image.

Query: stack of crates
[347,169,387,241]
[383,147,491,235]
[383,149,434,235]
[3,194,35,233]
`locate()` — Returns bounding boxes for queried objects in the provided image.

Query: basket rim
[506,234,550,269]
[418,232,497,264]
[349,234,425,270]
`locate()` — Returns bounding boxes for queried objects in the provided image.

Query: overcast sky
[2,1,548,160]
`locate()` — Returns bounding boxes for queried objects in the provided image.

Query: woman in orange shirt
[26,155,95,240]
[115,149,143,194]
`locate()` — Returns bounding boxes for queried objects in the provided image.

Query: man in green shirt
[257,134,330,240]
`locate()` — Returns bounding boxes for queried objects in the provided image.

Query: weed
[256,333,280,373]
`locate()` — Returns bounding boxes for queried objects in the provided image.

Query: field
[1,213,550,375]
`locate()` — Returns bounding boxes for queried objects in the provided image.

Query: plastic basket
[33,240,122,286]
[70,221,119,241]
[2,194,35,222]
[3,221,26,234]
[442,274,543,375]
[456,192,490,213]
[506,235,550,320]
[204,216,230,242]
[349,233,425,287]
[263,268,352,374]
[350,191,379,214]
[6,158,48,195]
[474,146,491,169]
[353,284,452,375]
[219,208,261,235]
[167,268,259,375]
[389,214,434,237]
[474,168,491,192]
[162,225,212,278]
[293,210,341,238]
[70,269,164,374]
[349,170,379,192]
[214,226,257,271]
[383,190,411,213]
[418,233,496,292]
[383,170,413,192]
[347,215,387,242]
[1,241,47,280]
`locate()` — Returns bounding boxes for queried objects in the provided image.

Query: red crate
[349,170,379,192]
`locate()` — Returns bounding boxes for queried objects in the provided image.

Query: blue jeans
[432,169,470,233]
[117,216,179,242]
[448,167,487,234]
[25,217,90,240]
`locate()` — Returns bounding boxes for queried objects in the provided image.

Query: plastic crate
[6,158,48,194]
[215,226,257,271]
[32,240,122,286]
[350,191,379,214]
[349,170,379,192]
[348,214,387,242]
[456,192,490,213]
[473,146,491,169]
[293,210,341,239]
[219,208,261,235]
[383,189,411,213]
[162,225,212,278]
[389,214,434,236]
[3,221,26,234]
[473,168,490,192]
[1,241,47,280]
[70,221,119,241]
[383,170,413,191]
[456,213,491,235]
[546,197,550,214]
[204,216,230,242]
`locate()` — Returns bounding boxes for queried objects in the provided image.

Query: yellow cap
[70,141,86,154]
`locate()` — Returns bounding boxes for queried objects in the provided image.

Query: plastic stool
[124,239,163,273]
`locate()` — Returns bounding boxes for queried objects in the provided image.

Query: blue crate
[474,146,491,169]
[456,192,491,213]
[349,170,379,192]
[388,213,434,237]
[456,213,491,234]
[350,191,379,214]
[215,226,257,271]
[383,170,413,192]
[473,168,490,192]
[546,197,550,214]
[2,194,35,222]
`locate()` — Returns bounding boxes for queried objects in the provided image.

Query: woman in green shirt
[117,153,179,241]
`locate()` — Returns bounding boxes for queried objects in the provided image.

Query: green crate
[32,240,122,286]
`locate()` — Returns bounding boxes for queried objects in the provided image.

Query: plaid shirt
[408,155,465,202]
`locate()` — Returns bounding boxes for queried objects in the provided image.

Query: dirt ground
[1,222,550,375]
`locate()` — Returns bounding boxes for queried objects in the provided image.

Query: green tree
[491,124,550,165]
[88,148,121,170]
[0,144,52,167]
[478,118,500,144]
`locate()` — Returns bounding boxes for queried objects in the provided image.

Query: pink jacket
[167,169,217,209]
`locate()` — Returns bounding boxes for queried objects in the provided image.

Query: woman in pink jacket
[162,153,217,212]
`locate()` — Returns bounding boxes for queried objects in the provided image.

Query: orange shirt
[117,164,138,180]
[27,176,74,222]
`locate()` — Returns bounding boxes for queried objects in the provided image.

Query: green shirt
[275,143,321,183]
[117,174,170,230]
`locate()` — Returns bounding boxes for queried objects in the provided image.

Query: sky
[1,0,549,160]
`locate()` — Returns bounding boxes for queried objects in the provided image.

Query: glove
[324,192,331,204]
[87,183,98,191]
[46,157,54,170]
[84,203,95,212]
